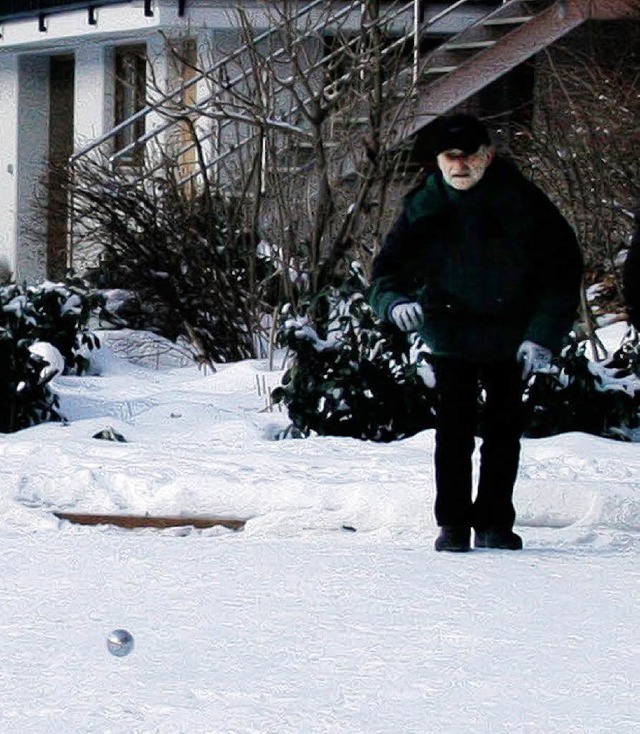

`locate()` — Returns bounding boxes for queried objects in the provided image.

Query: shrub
[73,158,280,364]
[522,331,640,441]
[272,266,437,441]
[0,281,102,432]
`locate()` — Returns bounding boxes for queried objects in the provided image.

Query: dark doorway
[47,54,74,281]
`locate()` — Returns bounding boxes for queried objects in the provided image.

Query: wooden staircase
[398,0,640,141]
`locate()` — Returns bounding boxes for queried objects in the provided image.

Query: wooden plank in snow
[53,512,247,531]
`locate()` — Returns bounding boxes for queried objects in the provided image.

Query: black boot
[475,527,523,550]
[435,525,471,552]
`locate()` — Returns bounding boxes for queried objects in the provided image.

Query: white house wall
[0,0,293,283]
[0,54,19,277]
[1,42,121,283]
[16,54,50,281]
[75,44,114,149]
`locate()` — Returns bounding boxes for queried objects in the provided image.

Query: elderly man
[369,114,583,552]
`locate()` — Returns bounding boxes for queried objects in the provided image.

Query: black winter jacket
[368,158,583,363]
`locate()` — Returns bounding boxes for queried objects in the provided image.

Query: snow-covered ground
[1,324,638,733]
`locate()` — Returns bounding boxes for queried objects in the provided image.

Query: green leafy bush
[0,282,102,432]
[272,267,437,441]
[523,330,640,441]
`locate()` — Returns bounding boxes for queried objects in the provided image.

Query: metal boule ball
[107,629,134,657]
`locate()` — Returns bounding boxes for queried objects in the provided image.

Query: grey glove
[389,302,424,332]
[517,340,552,380]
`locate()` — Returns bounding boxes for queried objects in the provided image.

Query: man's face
[437,145,495,191]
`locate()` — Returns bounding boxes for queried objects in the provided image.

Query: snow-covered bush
[0,282,102,432]
[522,331,640,441]
[272,267,437,441]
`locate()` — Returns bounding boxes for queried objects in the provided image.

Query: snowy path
[2,530,638,734]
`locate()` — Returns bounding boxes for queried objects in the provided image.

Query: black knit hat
[433,114,491,156]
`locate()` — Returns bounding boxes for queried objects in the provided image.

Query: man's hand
[517,340,552,380]
[389,302,424,332]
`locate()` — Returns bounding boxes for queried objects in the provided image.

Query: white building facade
[0,0,277,283]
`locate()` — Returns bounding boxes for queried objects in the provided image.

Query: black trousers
[431,356,525,530]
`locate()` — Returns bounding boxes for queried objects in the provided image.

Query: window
[114,45,147,164]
